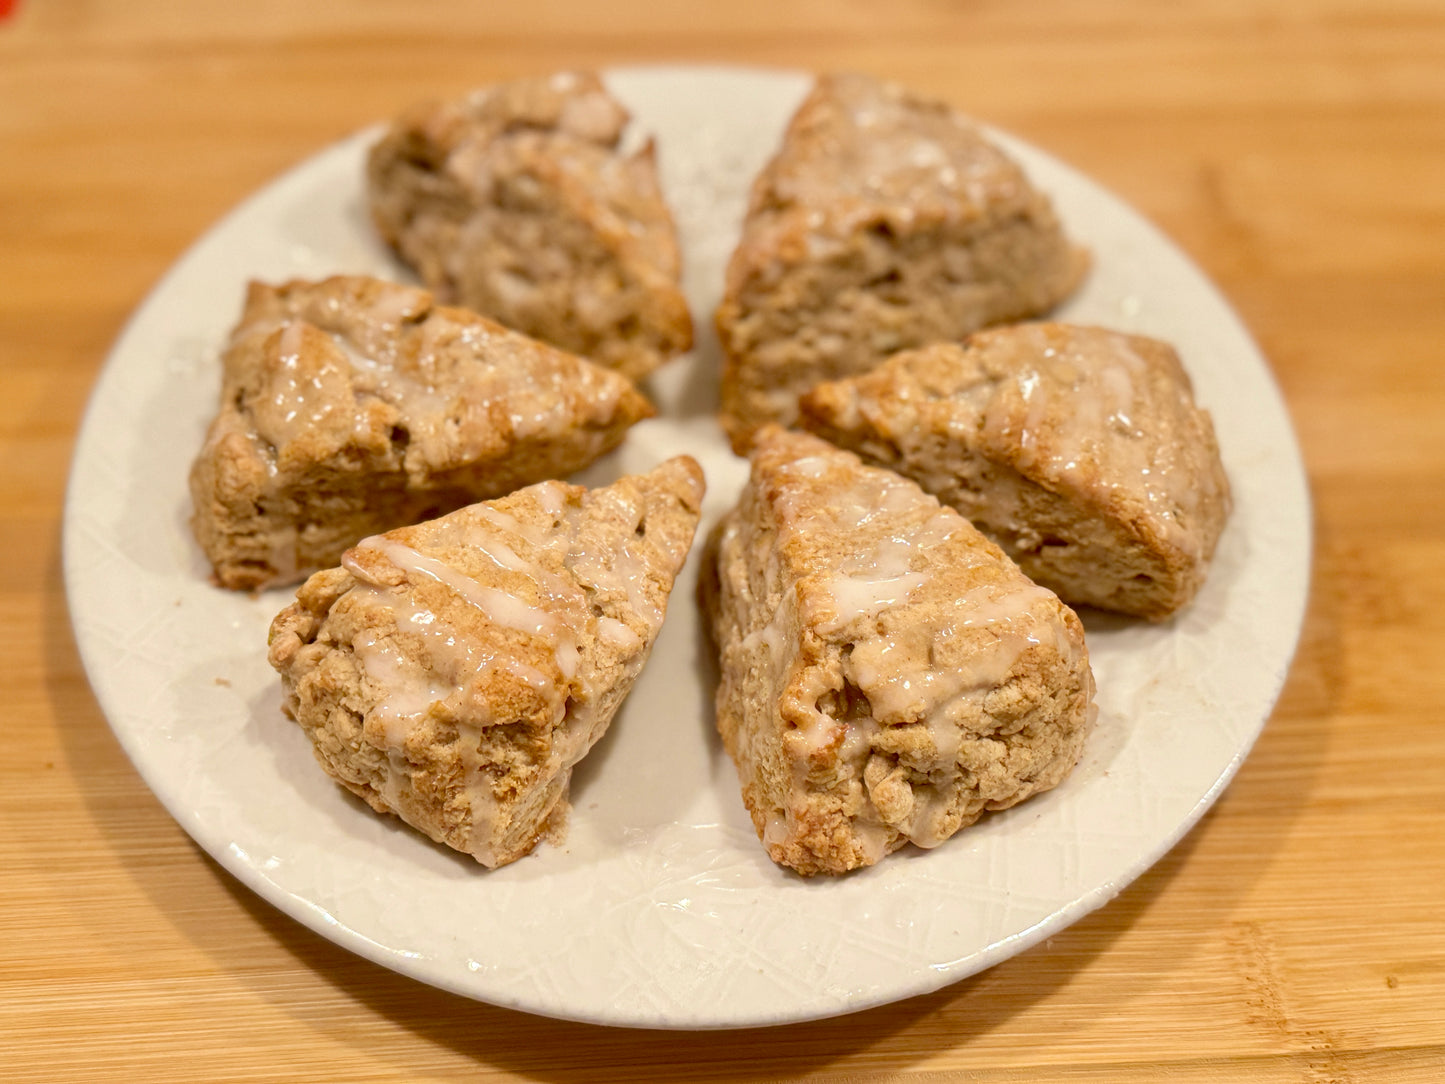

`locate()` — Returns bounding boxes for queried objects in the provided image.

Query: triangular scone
[189,275,654,590]
[703,428,1094,876]
[267,456,705,869]
[799,323,1232,619]
[367,71,693,383]
[715,72,1087,452]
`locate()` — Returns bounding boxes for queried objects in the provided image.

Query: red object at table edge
[0,0,19,20]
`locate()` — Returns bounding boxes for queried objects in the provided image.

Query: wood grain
[3,0,1443,1079]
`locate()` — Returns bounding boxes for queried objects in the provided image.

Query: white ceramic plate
[63,66,1310,1029]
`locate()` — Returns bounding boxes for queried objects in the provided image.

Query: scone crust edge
[705,427,1095,876]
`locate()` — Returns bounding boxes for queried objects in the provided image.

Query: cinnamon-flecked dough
[188,275,653,591]
[268,457,705,869]
[702,428,1094,876]
[799,323,1231,619]
[367,71,693,383]
[715,72,1087,452]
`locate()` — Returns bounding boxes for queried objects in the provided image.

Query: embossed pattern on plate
[63,66,1310,1029]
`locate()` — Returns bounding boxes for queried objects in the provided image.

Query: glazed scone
[715,72,1087,451]
[367,71,693,383]
[703,427,1094,876]
[267,457,705,868]
[799,323,1231,619]
[189,275,653,591]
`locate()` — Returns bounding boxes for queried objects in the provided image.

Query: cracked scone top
[367,71,693,383]
[799,323,1232,619]
[188,275,653,590]
[715,71,1087,452]
[267,456,705,869]
[704,428,1094,875]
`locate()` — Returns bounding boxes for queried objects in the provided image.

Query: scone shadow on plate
[692,518,728,760]
[643,317,726,422]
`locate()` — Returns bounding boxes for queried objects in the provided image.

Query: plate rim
[61,62,1312,1030]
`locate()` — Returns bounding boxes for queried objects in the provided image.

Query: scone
[367,71,693,383]
[704,427,1094,876]
[188,275,653,591]
[798,323,1231,619]
[267,456,705,869]
[715,72,1087,451]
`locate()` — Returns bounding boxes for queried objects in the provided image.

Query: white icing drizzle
[239,295,624,469]
[838,715,879,764]
[564,488,664,629]
[596,616,642,651]
[365,285,421,328]
[954,581,1061,628]
[787,454,832,479]
[841,581,1047,733]
[762,812,791,849]
[324,465,674,865]
[817,569,925,634]
[788,713,838,759]
[852,820,892,864]
[348,591,463,747]
[472,501,552,546]
[339,476,659,760]
[762,438,1083,853]
[457,725,499,850]
[741,618,788,671]
[351,537,581,682]
[469,532,532,574]
[990,325,1207,552]
[478,481,662,647]
[378,749,409,810]
[533,478,568,521]
[344,578,554,751]
[328,332,454,422]
[251,322,350,440]
[277,320,306,360]
[775,74,1018,228]
[904,785,952,849]
[784,468,962,636]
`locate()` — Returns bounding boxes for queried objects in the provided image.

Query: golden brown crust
[704,427,1094,875]
[715,72,1087,452]
[268,457,705,868]
[367,71,693,382]
[188,274,654,590]
[799,323,1232,619]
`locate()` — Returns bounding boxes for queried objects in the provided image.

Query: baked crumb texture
[800,323,1232,619]
[267,456,705,869]
[188,274,654,591]
[367,71,693,383]
[715,72,1087,453]
[703,428,1094,876]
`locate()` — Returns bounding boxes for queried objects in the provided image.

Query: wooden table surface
[4,0,1443,1080]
